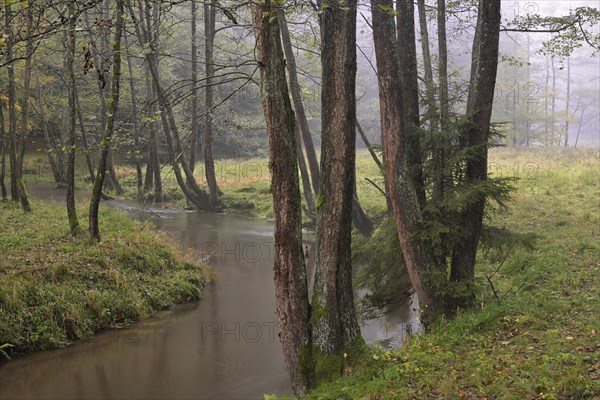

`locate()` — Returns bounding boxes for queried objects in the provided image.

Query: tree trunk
[449,0,501,306]
[74,91,96,181]
[564,56,570,147]
[397,0,425,206]
[437,0,449,130]
[66,0,80,235]
[417,0,436,122]
[5,4,18,202]
[204,0,220,208]
[190,0,200,171]
[312,0,362,367]
[89,0,124,240]
[551,54,556,146]
[15,6,33,212]
[295,123,316,211]
[371,0,443,326]
[251,1,313,395]
[278,9,320,195]
[37,86,65,186]
[0,101,7,201]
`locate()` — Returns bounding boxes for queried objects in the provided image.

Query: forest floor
[0,200,211,358]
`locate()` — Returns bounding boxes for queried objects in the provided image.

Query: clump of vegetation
[0,200,212,357]
[304,149,600,399]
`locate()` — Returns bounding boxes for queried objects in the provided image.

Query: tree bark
[371,0,443,326]
[251,1,313,395]
[397,0,425,206]
[278,9,320,195]
[66,0,80,234]
[312,0,362,365]
[204,0,220,208]
[449,0,502,304]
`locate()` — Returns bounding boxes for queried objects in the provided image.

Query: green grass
[303,148,600,399]
[0,200,212,357]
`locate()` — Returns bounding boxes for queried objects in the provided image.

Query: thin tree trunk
[449,0,502,306]
[278,9,320,195]
[251,1,313,394]
[525,33,531,146]
[90,0,124,240]
[417,0,436,122]
[15,6,33,212]
[74,91,96,181]
[544,53,550,147]
[5,4,18,202]
[573,106,585,149]
[371,0,443,326]
[437,0,449,130]
[36,86,65,186]
[66,0,80,234]
[295,123,315,211]
[190,0,199,171]
[0,102,7,201]
[564,56,570,147]
[204,0,220,208]
[551,54,557,146]
[312,0,362,366]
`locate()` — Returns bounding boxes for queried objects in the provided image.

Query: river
[0,182,417,399]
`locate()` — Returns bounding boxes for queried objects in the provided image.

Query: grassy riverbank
[0,200,211,358]
[301,149,600,399]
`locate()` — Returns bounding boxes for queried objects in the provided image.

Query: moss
[313,349,343,383]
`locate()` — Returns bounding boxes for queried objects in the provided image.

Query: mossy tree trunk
[89,0,125,241]
[251,1,314,395]
[311,0,362,371]
[66,0,80,235]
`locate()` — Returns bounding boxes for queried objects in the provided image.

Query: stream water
[0,183,418,399]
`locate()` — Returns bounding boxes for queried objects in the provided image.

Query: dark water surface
[0,183,417,399]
